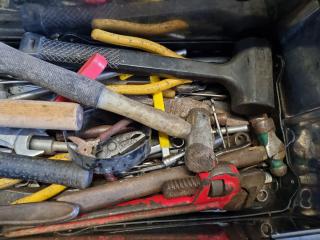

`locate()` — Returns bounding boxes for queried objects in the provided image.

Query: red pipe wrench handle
[117,164,240,210]
[55,53,107,102]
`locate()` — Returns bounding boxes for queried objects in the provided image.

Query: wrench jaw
[0,128,47,157]
[14,129,47,157]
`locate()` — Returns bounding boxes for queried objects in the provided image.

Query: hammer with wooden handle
[0,42,191,139]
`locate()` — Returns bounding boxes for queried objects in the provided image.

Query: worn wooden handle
[0,100,83,130]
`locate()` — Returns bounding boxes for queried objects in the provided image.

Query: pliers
[96,130,146,159]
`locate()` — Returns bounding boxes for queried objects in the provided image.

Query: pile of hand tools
[0,0,291,238]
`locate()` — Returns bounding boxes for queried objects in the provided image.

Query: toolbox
[0,0,319,239]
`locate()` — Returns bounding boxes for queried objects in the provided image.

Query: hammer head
[227,39,274,115]
[185,108,216,173]
[19,33,274,116]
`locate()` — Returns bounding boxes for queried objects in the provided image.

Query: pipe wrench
[7,164,240,237]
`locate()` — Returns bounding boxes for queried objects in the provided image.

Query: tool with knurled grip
[16,1,268,36]
[0,41,191,139]
[55,53,107,102]
[20,33,274,115]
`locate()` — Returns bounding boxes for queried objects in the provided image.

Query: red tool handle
[55,53,108,102]
[118,164,240,210]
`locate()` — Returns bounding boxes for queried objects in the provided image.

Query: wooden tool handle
[0,42,190,138]
[0,100,83,130]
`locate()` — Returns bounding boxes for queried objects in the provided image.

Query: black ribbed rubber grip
[20,33,121,69]
[0,152,92,189]
[20,3,109,35]
[19,1,212,35]
[19,1,266,36]
[0,42,105,107]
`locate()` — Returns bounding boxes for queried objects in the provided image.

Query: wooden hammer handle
[0,100,83,130]
[0,42,191,138]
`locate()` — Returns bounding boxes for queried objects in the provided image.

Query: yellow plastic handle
[91,27,187,82]
[92,19,189,36]
[150,76,170,152]
[107,78,191,95]
[12,184,67,204]
[0,178,22,190]
[92,29,184,59]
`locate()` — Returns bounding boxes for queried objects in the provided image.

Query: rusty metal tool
[0,202,79,225]
[68,119,133,158]
[98,119,133,145]
[20,33,274,115]
[164,98,249,126]
[67,137,98,158]
[76,125,112,139]
[250,114,287,177]
[164,97,213,119]
[56,166,191,213]
[229,132,251,147]
[225,168,266,210]
[0,42,191,139]
[218,146,268,169]
[8,164,239,238]
[185,108,216,173]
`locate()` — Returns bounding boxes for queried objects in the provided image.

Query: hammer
[20,33,274,116]
[185,108,216,173]
[0,42,191,138]
[0,42,216,174]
